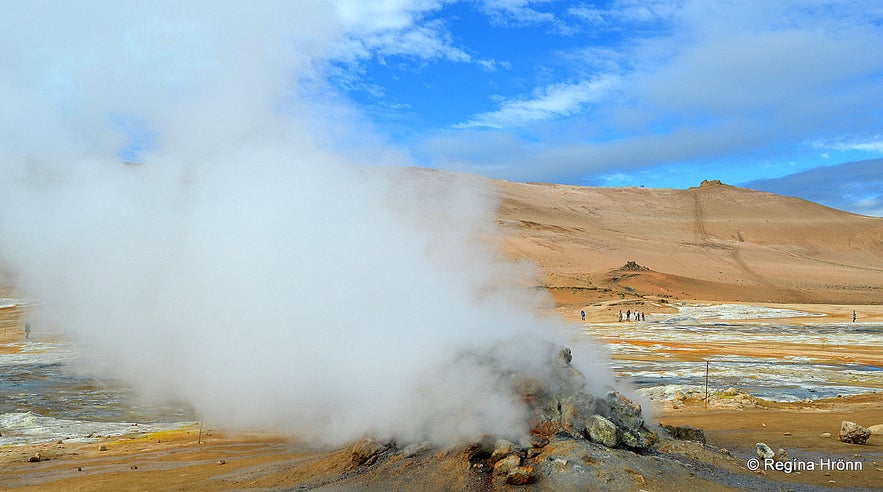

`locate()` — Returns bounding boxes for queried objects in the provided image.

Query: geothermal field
[1,175,881,491]
[1,4,882,491]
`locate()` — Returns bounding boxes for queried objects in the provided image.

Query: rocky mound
[327,347,761,490]
[615,261,651,272]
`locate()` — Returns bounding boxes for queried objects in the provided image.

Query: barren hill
[494,179,883,305]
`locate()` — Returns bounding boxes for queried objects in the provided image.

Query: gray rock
[552,347,587,393]
[755,442,775,459]
[605,391,644,431]
[587,414,621,448]
[621,427,659,451]
[840,421,871,444]
[560,392,596,437]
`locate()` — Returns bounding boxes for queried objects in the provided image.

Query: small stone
[493,454,521,476]
[218,460,226,465]
[506,466,537,485]
[774,449,788,462]
[755,442,775,459]
[867,424,883,435]
[722,387,738,396]
[840,421,871,444]
[820,432,833,439]
[28,453,41,463]
[783,432,792,436]
[98,445,108,451]
[490,439,517,462]
[130,464,138,470]
[77,466,82,472]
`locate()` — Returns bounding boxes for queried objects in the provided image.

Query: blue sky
[2,1,882,215]
[326,0,883,215]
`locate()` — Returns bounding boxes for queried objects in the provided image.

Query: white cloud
[455,75,619,128]
[478,0,557,25]
[812,136,883,154]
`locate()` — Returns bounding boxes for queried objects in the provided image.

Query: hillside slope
[495,179,883,304]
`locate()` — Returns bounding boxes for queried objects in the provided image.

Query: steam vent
[343,347,704,490]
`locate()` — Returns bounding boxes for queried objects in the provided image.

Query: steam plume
[0,2,614,445]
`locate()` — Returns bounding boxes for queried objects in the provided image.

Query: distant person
[641,312,645,322]
[626,309,631,321]
[24,321,30,339]
[618,310,623,322]
[853,310,857,322]
[580,310,586,321]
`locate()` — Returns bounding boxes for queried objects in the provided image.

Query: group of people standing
[579,309,647,322]
[619,309,644,322]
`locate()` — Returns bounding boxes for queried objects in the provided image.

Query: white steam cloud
[0,2,613,445]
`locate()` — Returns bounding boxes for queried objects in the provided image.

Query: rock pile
[523,347,658,453]
[345,346,669,488]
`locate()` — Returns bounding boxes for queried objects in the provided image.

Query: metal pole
[705,361,709,409]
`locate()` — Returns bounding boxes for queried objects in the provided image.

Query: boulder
[587,415,620,448]
[840,421,871,444]
[560,392,596,437]
[604,391,644,431]
[621,427,658,451]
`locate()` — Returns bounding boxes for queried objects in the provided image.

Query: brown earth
[1,175,882,490]
[496,178,883,307]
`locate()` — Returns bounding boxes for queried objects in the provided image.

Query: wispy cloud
[454,75,619,129]
[569,0,682,25]
[811,136,883,154]
[478,0,559,26]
